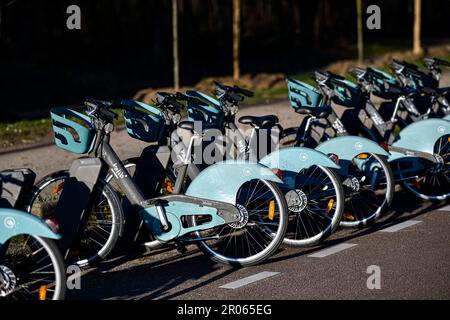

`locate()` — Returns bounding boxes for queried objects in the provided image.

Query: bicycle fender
[0,208,60,247]
[315,136,390,160]
[391,118,450,155]
[442,114,450,121]
[259,147,340,172]
[185,160,282,204]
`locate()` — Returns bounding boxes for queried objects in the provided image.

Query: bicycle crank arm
[178,235,220,243]
[141,194,241,224]
[393,175,420,183]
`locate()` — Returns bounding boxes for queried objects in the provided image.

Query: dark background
[0,0,449,119]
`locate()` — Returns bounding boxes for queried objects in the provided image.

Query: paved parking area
[67,192,450,300]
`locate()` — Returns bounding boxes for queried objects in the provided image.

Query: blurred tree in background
[0,0,448,119]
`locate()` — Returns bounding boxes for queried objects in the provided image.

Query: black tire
[25,172,124,268]
[283,165,344,247]
[193,179,288,267]
[340,153,394,228]
[398,134,450,201]
[0,236,66,300]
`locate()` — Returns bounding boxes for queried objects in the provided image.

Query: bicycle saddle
[295,105,332,118]
[178,121,220,134]
[238,115,279,129]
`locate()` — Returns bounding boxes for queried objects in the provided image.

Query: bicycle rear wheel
[193,179,288,267]
[0,235,66,300]
[399,135,450,201]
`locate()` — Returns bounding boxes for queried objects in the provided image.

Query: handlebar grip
[99,108,118,122]
[233,85,254,97]
[229,91,244,102]
[110,100,135,111]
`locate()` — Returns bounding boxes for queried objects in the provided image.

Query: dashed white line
[308,243,357,258]
[219,271,280,289]
[380,220,422,232]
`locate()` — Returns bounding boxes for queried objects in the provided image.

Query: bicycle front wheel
[26,172,124,267]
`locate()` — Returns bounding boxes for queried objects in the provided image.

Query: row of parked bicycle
[1,57,449,300]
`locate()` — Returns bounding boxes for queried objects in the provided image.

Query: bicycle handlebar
[213,81,254,104]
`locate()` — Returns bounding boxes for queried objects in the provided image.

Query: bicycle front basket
[185,90,224,127]
[331,79,362,108]
[50,107,95,154]
[367,67,399,99]
[123,100,165,143]
[287,78,324,110]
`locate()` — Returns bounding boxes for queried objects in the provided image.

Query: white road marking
[219,271,280,289]
[308,243,357,258]
[438,205,450,211]
[380,220,422,232]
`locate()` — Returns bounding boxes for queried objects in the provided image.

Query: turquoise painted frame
[141,161,282,242]
[185,160,282,203]
[388,118,450,162]
[0,208,60,248]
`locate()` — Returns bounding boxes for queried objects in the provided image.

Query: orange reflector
[51,182,65,194]
[39,285,47,300]
[326,199,335,215]
[343,213,355,221]
[412,179,421,189]
[447,137,450,143]
[357,153,369,159]
[163,179,173,193]
[268,200,275,220]
[166,181,173,193]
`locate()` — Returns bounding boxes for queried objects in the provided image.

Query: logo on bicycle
[243,167,252,176]
[355,142,364,150]
[3,217,15,229]
[299,153,308,161]
[437,126,445,134]
[111,163,128,180]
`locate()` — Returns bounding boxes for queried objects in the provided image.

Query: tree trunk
[412,0,422,55]
[233,0,240,82]
[172,0,180,90]
[356,0,364,62]
[0,0,3,41]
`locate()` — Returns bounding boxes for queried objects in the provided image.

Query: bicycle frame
[304,77,450,180]
[60,116,283,245]
[183,91,342,182]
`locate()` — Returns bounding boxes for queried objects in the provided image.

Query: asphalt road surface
[66,191,450,300]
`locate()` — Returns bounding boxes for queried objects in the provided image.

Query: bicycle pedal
[175,241,187,255]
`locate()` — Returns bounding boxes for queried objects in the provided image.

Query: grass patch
[0,118,52,148]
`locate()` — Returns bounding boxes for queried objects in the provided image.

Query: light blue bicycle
[1,172,66,300]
